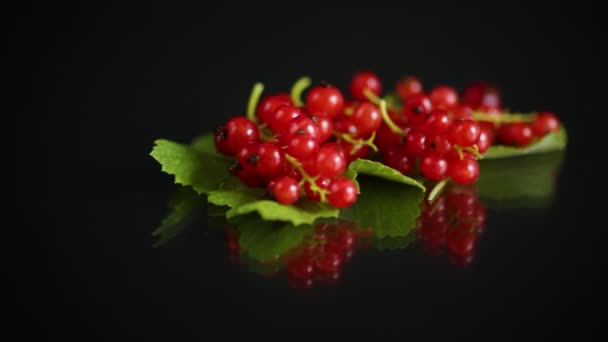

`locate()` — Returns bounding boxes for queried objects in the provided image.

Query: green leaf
[234,215,314,261]
[374,231,417,251]
[476,151,564,209]
[226,199,339,226]
[342,176,424,238]
[190,133,230,159]
[152,187,206,247]
[483,127,567,159]
[348,159,426,191]
[150,139,233,193]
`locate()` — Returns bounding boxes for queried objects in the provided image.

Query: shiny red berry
[305,85,345,118]
[349,71,382,101]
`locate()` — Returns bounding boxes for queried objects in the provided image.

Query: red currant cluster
[214,71,562,208]
[417,185,486,267]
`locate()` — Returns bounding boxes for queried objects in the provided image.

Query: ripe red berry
[327,177,358,209]
[351,102,382,136]
[257,93,292,124]
[236,143,260,171]
[268,105,303,136]
[423,108,453,136]
[238,168,268,187]
[395,76,423,101]
[287,255,315,278]
[404,129,427,156]
[309,113,333,143]
[383,145,415,175]
[429,85,458,110]
[427,134,453,155]
[303,177,331,202]
[214,126,234,156]
[271,176,301,205]
[404,94,432,126]
[447,233,476,256]
[447,154,480,185]
[305,85,345,118]
[349,71,382,101]
[452,105,473,119]
[225,117,260,152]
[476,123,494,154]
[286,135,319,160]
[448,119,481,147]
[256,143,284,175]
[532,112,560,137]
[315,144,347,178]
[462,81,500,109]
[314,252,343,272]
[375,124,405,151]
[284,115,319,142]
[420,153,448,181]
[501,122,534,147]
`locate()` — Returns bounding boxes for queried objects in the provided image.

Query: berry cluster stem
[333,131,379,153]
[379,99,406,136]
[247,82,264,123]
[454,145,483,159]
[290,76,312,107]
[284,154,330,202]
[471,111,536,123]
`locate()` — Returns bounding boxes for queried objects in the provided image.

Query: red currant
[351,102,382,136]
[447,154,480,185]
[395,76,423,101]
[427,134,453,155]
[423,108,453,136]
[447,233,476,256]
[314,252,343,272]
[303,177,331,202]
[268,104,303,136]
[500,122,534,147]
[309,113,333,143]
[257,93,292,124]
[448,119,480,147]
[404,129,427,156]
[404,93,432,126]
[238,168,268,187]
[429,85,458,110]
[315,144,347,178]
[225,117,260,153]
[419,153,448,181]
[375,124,405,151]
[305,84,345,118]
[476,123,494,154]
[287,255,315,278]
[383,145,415,174]
[327,177,358,209]
[286,135,319,160]
[213,126,234,156]
[349,70,382,101]
[284,115,319,142]
[256,143,284,175]
[271,176,301,205]
[532,112,560,137]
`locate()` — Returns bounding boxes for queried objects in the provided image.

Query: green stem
[363,89,382,106]
[428,178,449,203]
[472,111,536,123]
[454,144,483,159]
[379,100,406,136]
[247,83,264,123]
[334,131,379,152]
[285,154,329,202]
[290,76,311,107]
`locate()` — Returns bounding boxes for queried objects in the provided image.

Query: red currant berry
[333,116,359,135]
[238,169,268,187]
[314,252,343,272]
[531,112,560,137]
[256,143,284,175]
[476,123,494,154]
[423,108,453,136]
[236,143,260,171]
[305,84,345,118]
[404,93,432,126]
[327,177,358,209]
[463,81,500,109]
[225,117,260,152]
[309,113,333,143]
[268,104,303,136]
[447,233,476,256]
[303,177,331,202]
[452,105,473,119]
[404,129,427,156]
[315,144,346,178]
[271,176,301,205]
[213,126,234,156]
[284,115,319,142]
[383,145,415,175]
[351,102,382,136]
[447,154,480,185]
[420,153,448,181]
[508,122,534,147]
[287,255,315,278]
[337,140,370,163]
[375,124,405,151]
[257,93,292,124]
[429,85,458,110]
[448,119,481,147]
[395,76,423,101]
[349,70,382,101]
[427,134,453,155]
[286,135,319,160]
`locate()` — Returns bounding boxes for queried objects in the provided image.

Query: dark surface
[24,3,600,339]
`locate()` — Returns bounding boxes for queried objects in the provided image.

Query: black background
[23,2,601,339]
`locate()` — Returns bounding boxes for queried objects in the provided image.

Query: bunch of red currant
[417,185,486,267]
[214,71,562,208]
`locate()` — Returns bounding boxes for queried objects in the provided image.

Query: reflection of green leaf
[348,159,426,191]
[483,127,567,159]
[233,215,314,261]
[227,199,339,226]
[477,151,564,208]
[374,231,417,251]
[150,139,233,193]
[343,176,424,238]
[152,187,206,247]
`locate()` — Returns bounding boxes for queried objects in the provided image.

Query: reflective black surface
[28,3,599,339]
